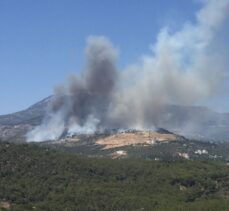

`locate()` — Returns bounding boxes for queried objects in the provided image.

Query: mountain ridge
[1,96,229,142]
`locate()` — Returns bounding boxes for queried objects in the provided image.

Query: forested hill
[0,142,229,210]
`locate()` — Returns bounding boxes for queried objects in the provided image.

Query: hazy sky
[0,0,229,115]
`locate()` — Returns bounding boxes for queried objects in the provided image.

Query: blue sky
[0,0,228,115]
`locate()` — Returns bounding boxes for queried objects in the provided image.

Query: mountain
[0,97,50,126]
[162,105,229,141]
[0,96,229,142]
[0,97,50,142]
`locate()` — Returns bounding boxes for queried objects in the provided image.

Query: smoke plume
[27,36,118,141]
[27,0,229,142]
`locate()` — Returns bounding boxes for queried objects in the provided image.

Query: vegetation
[0,142,229,210]
[44,137,229,162]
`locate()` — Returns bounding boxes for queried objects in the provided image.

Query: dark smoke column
[83,36,119,124]
[50,36,119,132]
[27,36,119,141]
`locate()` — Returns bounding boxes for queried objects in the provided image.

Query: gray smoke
[51,36,118,126]
[27,0,229,142]
[27,36,118,141]
[107,0,229,129]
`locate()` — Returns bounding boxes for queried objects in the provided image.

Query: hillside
[0,97,50,142]
[1,96,229,142]
[0,142,229,210]
[43,130,229,162]
[0,97,49,126]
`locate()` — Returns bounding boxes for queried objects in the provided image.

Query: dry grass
[96,131,178,149]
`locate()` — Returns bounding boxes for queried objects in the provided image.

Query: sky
[0,0,229,115]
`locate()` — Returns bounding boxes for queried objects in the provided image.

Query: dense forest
[0,142,229,210]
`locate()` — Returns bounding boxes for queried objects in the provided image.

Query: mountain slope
[0,97,50,126]
[0,97,50,142]
[162,105,229,141]
[1,96,229,142]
